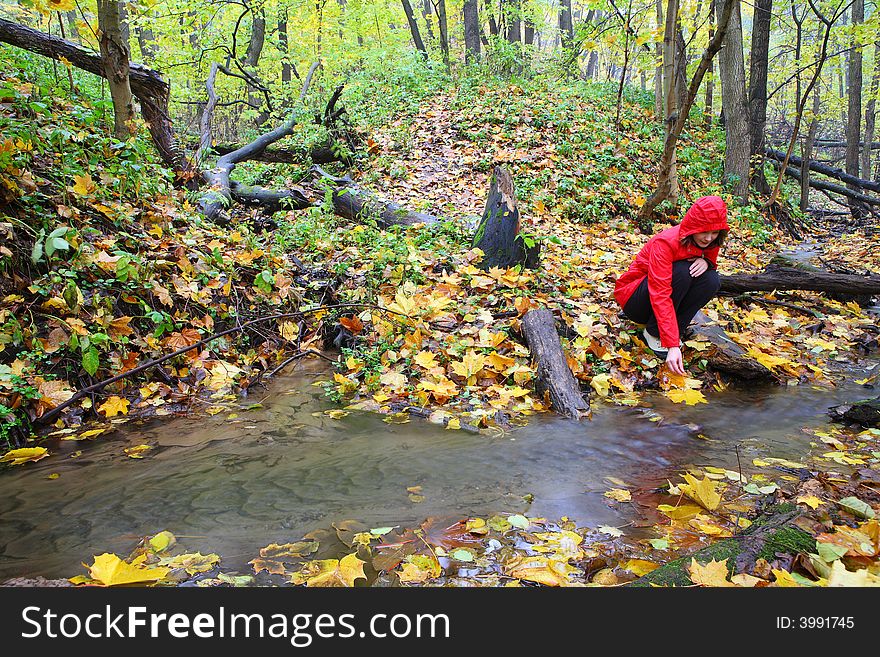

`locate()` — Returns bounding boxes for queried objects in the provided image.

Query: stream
[0,357,877,581]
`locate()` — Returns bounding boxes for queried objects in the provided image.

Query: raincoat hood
[679,196,730,238]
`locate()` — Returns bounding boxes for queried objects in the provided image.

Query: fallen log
[691,312,775,380]
[720,264,880,295]
[473,166,540,270]
[0,18,192,176]
[213,143,345,165]
[772,162,880,207]
[521,309,590,419]
[330,186,439,228]
[764,147,880,193]
[628,506,814,586]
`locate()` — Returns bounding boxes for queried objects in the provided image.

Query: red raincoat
[614,196,730,348]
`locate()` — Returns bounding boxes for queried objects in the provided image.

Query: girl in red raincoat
[614,195,730,375]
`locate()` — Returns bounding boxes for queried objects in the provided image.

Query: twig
[35,303,404,427]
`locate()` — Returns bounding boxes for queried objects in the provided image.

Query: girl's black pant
[622,260,721,342]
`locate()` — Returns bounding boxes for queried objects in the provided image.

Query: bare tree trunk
[65,11,79,43]
[97,0,135,140]
[654,0,664,118]
[638,0,737,222]
[464,0,481,62]
[523,16,535,45]
[674,27,688,116]
[559,0,574,50]
[243,8,267,126]
[862,40,880,179]
[748,0,772,195]
[136,25,159,63]
[847,0,866,218]
[802,44,822,211]
[662,0,680,204]
[716,0,749,203]
[402,0,429,59]
[703,0,715,127]
[422,0,436,41]
[505,0,522,43]
[279,13,294,83]
[434,0,450,65]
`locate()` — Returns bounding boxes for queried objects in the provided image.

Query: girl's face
[692,231,719,248]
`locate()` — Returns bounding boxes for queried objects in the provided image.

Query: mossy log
[829,397,880,428]
[521,309,590,419]
[473,166,540,270]
[629,508,814,587]
[690,311,775,380]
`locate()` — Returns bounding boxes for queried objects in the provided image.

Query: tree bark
[97,0,135,140]
[662,0,680,205]
[655,0,665,119]
[862,40,880,179]
[422,0,436,41]
[244,8,268,125]
[434,0,450,65]
[0,18,191,175]
[401,0,429,59]
[847,0,866,218]
[464,0,481,62]
[716,0,749,203]
[638,0,736,221]
[703,0,715,127]
[719,265,880,295]
[748,0,772,195]
[279,13,294,83]
[521,310,590,419]
[560,0,574,50]
[505,0,522,43]
[690,312,774,379]
[674,27,688,118]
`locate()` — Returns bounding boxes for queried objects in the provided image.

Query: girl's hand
[666,347,685,375]
[689,257,709,277]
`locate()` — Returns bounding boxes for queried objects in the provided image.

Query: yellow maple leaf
[98,396,129,417]
[124,444,152,459]
[771,569,804,587]
[827,560,880,586]
[0,447,49,466]
[386,288,417,317]
[72,172,95,196]
[678,473,722,511]
[590,373,611,397]
[379,370,408,390]
[87,553,170,586]
[796,495,824,509]
[604,488,632,502]
[417,376,458,402]
[666,388,707,405]
[413,350,439,369]
[504,555,579,587]
[450,350,486,384]
[657,503,704,520]
[687,558,735,587]
[622,559,659,576]
[293,553,367,587]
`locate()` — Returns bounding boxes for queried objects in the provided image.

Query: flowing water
[0,357,877,580]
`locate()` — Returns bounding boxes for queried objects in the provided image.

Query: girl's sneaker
[642,328,668,355]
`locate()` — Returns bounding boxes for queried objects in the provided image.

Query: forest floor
[1,60,879,586]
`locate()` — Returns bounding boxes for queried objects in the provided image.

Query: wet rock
[2,576,72,587]
[828,397,880,428]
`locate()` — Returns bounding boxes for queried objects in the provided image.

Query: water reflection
[0,362,871,579]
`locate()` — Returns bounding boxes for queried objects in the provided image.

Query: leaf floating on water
[597,525,624,537]
[678,473,722,511]
[159,552,220,576]
[323,409,349,419]
[622,559,659,577]
[291,553,367,587]
[124,444,152,459]
[666,388,707,405]
[86,553,170,586]
[450,548,475,562]
[383,412,410,424]
[259,541,319,559]
[604,488,632,502]
[148,531,177,553]
[0,447,49,466]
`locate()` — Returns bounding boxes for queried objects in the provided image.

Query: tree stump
[521,309,590,419]
[473,166,540,270]
[691,312,775,380]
